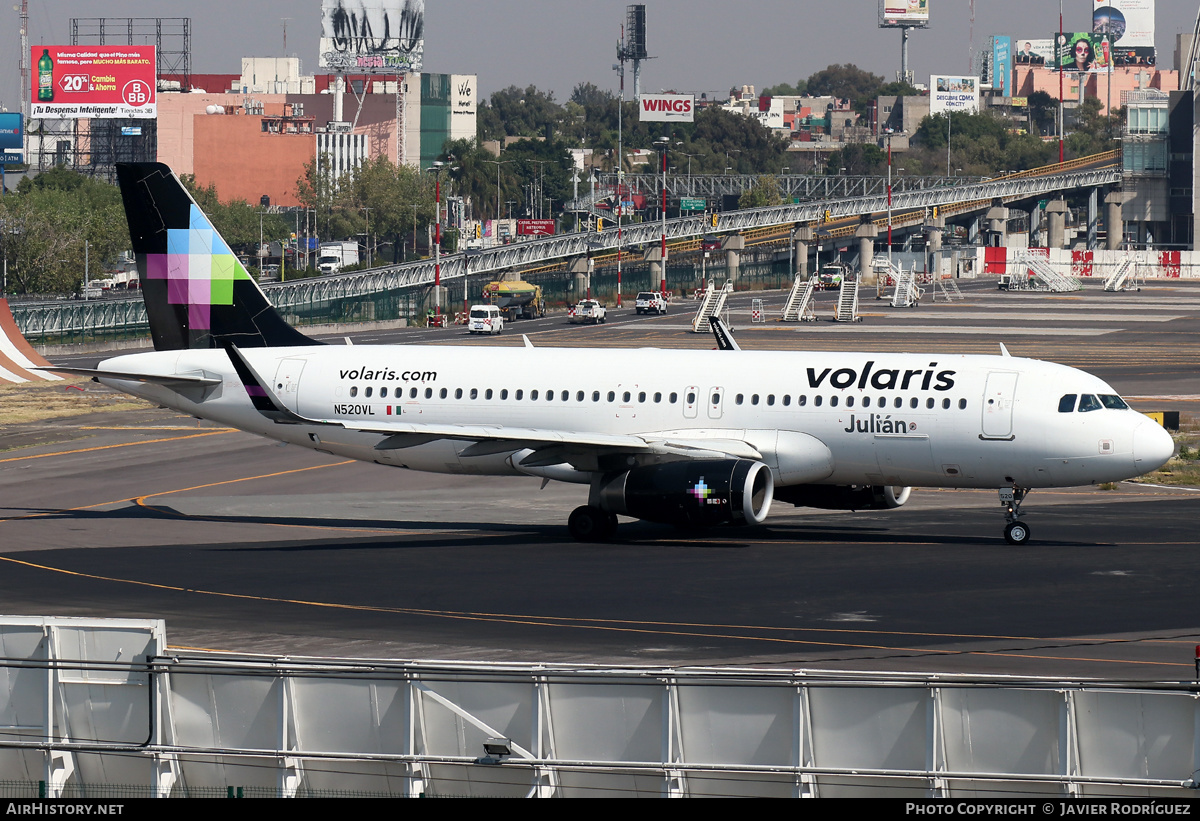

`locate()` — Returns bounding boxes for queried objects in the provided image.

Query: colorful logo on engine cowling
[143,204,251,330]
[689,479,711,503]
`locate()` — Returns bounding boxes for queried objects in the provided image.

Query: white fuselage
[97,344,1173,491]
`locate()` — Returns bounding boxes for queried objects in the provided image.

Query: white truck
[569,299,607,324]
[635,291,668,315]
[316,241,360,275]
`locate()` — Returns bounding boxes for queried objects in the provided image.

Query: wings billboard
[29,46,156,119]
[319,0,425,74]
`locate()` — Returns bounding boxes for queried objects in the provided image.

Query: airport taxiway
[7,278,1200,680]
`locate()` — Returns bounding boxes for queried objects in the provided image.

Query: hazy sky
[3,0,1196,113]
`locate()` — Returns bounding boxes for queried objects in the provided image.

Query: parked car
[635,291,669,315]
[467,304,505,334]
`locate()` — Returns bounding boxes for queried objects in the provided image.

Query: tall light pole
[482,158,512,222]
[613,46,626,307]
[427,160,452,324]
[654,136,669,299]
[885,129,895,275]
[361,206,372,268]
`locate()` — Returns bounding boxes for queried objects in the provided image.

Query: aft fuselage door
[273,358,307,413]
[683,385,699,419]
[707,386,724,419]
[981,371,1018,439]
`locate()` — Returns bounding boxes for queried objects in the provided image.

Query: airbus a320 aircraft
[54,163,1174,544]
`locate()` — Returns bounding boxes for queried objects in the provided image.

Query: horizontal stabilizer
[36,366,221,387]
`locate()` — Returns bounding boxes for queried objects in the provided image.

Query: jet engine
[774,484,911,511]
[597,459,774,528]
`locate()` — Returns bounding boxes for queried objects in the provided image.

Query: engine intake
[598,459,774,528]
[774,484,911,511]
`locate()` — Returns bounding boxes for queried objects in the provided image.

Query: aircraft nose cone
[1133,420,1174,474]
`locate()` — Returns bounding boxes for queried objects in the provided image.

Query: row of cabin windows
[734,393,968,410]
[346,384,967,410]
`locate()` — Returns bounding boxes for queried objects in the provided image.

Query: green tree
[738,175,784,209]
[3,168,130,294]
[806,64,885,113]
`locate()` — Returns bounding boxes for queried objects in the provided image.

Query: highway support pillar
[1104,191,1129,251]
[856,221,878,285]
[793,225,813,279]
[1046,199,1069,249]
[721,234,745,284]
[567,256,591,298]
[1030,206,1042,247]
[986,202,1010,248]
[643,244,665,292]
[1087,188,1100,250]
[925,215,945,277]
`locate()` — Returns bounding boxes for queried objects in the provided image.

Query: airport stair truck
[781,274,818,322]
[691,282,733,333]
[834,276,861,322]
[316,241,360,275]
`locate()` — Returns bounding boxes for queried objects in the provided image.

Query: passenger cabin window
[846,396,854,408]
[687,391,696,404]
[425,388,433,399]
[455,388,463,399]
[531,390,539,400]
[830,396,838,407]
[1059,394,1077,413]
[365,387,373,398]
[349,386,358,397]
[440,388,448,399]
[381,387,389,398]
[669,393,678,403]
[1079,394,1102,412]
[410,387,418,399]
[798,395,807,407]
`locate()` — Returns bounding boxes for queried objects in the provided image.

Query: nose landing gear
[999,486,1031,545]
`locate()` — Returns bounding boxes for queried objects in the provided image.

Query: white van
[467,304,505,334]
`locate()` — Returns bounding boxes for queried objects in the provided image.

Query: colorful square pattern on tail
[145,205,251,330]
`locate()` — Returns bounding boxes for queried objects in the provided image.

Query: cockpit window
[1099,394,1129,410]
[1078,394,1102,412]
[1058,394,1076,413]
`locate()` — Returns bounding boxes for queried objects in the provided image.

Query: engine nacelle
[598,459,774,528]
[774,484,911,511]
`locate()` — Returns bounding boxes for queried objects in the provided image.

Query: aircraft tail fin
[116,163,321,351]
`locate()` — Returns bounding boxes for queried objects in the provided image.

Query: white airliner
[52,164,1175,544]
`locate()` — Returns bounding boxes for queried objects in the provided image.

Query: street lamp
[426,159,458,324]
[482,158,512,222]
[654,136,670,298]
[361,206,372,268]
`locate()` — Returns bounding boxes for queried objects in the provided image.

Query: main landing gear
[999,486,1031,545]
[568,506,619,542]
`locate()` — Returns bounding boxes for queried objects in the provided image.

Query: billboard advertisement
[930,76,979,114]
[1014,38,1055,65]
[638,93,695,122]
[29,46,156,119]
[879,0,930,28]
[979,36,1012,93]
[1093,1,1154,49]
[0,113,22,165]
[319,0,425,74]
[1056,32,1119,73]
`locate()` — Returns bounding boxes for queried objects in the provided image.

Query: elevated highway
[264,152,1120,312]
